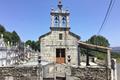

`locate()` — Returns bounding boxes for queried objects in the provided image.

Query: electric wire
[95,0,116,47]
[97,0,115,35]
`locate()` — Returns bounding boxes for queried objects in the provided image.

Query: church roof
[39,32,51,39]
[50,27,70,31]
[69,31,80,39]
[39,30,80,40]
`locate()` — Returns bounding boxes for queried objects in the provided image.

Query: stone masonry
[70,67,111,80]
[40,28,80,65]
[0,66,111,80]
[0,66,37,80]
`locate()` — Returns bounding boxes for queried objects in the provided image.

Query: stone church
[39,1,80,65]
[0,1,114,80]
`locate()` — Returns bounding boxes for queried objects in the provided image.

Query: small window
[59,34,63,40]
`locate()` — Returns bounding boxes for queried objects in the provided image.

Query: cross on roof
[58,0,62,10]
[58,0,62,4]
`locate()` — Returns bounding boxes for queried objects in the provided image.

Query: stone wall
[70,67,111,80]
[0,66,111,80]
[0,66,38,80]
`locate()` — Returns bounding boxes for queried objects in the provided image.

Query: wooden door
[56,48,65,64]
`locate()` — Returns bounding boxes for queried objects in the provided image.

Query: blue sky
[0,0,120,47]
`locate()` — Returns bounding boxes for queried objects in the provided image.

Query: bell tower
[50,0,70,28]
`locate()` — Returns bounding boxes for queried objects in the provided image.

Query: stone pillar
[54,63,56,80]
[111,59,117,80]
[86,49,90,66]
[114,59,117,80]
[66,66,71,80]
[66,16,70,27]
[111,67,114,80]
[37,64,43,80]
[106,49,111,80]
[51,15,54,27]
[37,56,43,80]
[107,50,111,68]
[59,15,62,27]
[66,16,69,27]
[86,54,90,66]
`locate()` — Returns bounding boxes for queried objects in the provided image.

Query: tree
[25,40,32,46]
[3,31,13,44]
[0,24,21,45]
[0,24,6,33]
[3,31,20,45]
[87,35,110,47]
[11,31,20,45]
[25,40,40,52]
[35,40,40,52]
[31,41,36,50]
[86,35,110,60]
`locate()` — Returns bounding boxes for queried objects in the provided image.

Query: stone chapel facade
[39,1,80,65]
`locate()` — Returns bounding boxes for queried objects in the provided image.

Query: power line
[97,0,115,35]
[107,0,116,19]
[95,0,116,46]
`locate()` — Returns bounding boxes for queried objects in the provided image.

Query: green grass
[90,51,120,63]
[111,52,120,63]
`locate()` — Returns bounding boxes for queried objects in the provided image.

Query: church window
[62,16,66,27]
[54,15,59,27]
[59,33,63,40]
